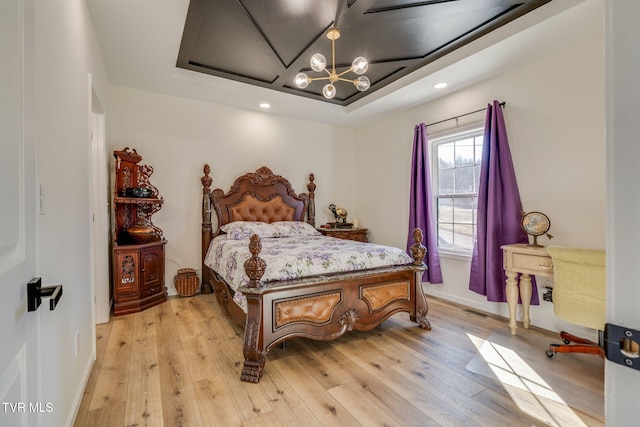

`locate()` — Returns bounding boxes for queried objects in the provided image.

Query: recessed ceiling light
[433,82,447,89]
[259,103,271,109]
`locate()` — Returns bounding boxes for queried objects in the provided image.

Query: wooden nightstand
[318,228,368,242]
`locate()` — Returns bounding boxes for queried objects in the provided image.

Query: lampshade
[322,84,337,99]
[310,54,326,72]
[352,57,368,75]
[355,76,370,92]
[294,72,309,89]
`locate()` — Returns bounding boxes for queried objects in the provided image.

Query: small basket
[174,268,200,297]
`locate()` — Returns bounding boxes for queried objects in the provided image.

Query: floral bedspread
[204,235,413,311]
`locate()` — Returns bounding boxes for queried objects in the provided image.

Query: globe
[521,211,552,247]
[521,211,550,236]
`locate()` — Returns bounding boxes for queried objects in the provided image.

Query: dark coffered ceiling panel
[177,0,551,105]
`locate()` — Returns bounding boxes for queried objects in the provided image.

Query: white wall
[108,86,356,295]
[353,27,605,334]
[35,0,110,425]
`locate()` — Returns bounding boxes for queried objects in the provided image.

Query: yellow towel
[546,246,606,331]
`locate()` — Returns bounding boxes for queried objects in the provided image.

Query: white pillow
[272,221,321,237]
[220,221,277,240]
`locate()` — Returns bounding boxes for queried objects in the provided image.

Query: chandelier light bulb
[322,84,336,99]
[355,76,370,92]
[294,72,310,89]
[352,57,368,75]
[310,53,326,72]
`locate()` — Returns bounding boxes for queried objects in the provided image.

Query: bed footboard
[239,229,429,383]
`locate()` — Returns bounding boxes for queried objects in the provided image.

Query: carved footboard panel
[239,264,429,383]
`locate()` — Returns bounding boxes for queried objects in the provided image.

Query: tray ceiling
[177,0,551,106]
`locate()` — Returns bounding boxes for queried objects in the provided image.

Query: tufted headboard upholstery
[229,194,296,223]
[204,166,312,237]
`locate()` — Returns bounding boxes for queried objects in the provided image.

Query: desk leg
[505,270,519,335]
[519,273,532,329]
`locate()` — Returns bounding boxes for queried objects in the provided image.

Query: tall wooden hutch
[112,148,167,316]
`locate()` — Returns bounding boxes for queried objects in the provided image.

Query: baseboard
[64,350,95,427]
[423,287,510,320]
[423,286,597,339]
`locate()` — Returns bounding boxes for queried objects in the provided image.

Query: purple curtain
[407,123,443,283]
[469,101,538,304]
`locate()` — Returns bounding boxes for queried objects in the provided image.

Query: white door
[0,0,41,426]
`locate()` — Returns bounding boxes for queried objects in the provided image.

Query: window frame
[430,123,484,257]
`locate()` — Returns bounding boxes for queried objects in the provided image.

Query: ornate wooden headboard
[200,165,316,254]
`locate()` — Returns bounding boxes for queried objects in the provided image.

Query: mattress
[204,232,413,311]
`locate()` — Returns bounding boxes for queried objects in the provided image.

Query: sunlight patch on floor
[467,333,587,427]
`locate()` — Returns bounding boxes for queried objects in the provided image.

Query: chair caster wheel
[562,338,571,345]
[546,349,555,358]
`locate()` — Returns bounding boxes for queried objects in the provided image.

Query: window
[432,126,484,254]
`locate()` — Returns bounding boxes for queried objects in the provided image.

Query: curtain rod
[425,101,506,128]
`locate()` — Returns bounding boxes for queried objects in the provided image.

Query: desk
[501,244,553,335]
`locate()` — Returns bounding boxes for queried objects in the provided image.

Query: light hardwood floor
[74,294,604,427]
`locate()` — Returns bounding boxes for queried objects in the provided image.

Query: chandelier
[294,27,370,99]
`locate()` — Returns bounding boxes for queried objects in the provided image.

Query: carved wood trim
[114,147,141,165]
[113,147,164,243]
[339,308,361,332]
[414,306,431,330]
[201,164,213,293]
[244,235,266,288]
[307,173,316,226]
[136,164,159,198]
[241,318,265,383]
[209,166,310,235]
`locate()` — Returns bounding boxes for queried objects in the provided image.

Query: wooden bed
[200,165,431,383]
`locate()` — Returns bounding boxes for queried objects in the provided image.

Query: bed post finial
[202,164,212,190]
[201,164,214,294]
[244,234,266,288]
[410,228,427,266]
[307,173,316,226]
[202,164,212,226]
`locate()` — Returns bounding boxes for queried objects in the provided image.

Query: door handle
[27,277,63,312]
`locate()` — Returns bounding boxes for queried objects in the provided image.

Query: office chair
[545,245,606,358]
